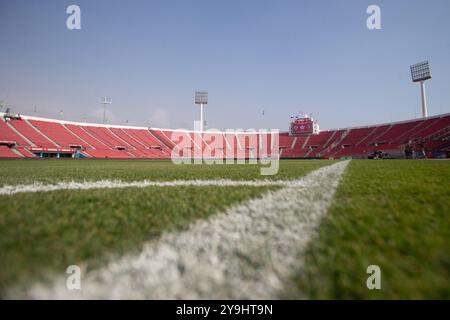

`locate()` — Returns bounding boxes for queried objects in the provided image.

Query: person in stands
[417,140,426,159]
[405,142,413,159]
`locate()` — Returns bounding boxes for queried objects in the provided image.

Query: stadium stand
[65,124,109,149]
[7,118,57,148]
[109,128,143,149]
[85,149,134,159]
[16,147,37,158]
[149,129,177,148]
[0,118,30,146]
[0,145,22,158]
[0,113,449,159]
[29,120,86,148]
[202,132,225,158]
[82,126,130,149]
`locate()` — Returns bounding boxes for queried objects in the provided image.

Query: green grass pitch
[0,159,449,298]
[291,160,450,299]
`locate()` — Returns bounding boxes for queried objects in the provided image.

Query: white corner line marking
[19,160,350,299]
[0,179,308,196]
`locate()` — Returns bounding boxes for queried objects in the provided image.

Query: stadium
[1,102,449,300]
[0,0,449,302]
[0,111,449,160]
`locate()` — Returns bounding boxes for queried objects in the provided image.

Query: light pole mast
[200,103,204,131]
[100,96,112,124]
[420,81,428,118]
[410,61,432,118]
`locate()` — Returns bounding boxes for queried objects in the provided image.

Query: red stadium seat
[1,113,449,159]
[8,119,57,148]
[0,145,22,158]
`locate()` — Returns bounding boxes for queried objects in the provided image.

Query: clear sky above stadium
[1,0,449,130]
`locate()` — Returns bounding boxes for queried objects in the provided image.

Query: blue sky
[1,0,449,130]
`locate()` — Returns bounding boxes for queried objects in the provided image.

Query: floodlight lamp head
[100,96,112,104]
[195,91,208,105]
[410,61,432,82]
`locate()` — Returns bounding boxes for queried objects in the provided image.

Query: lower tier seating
[0,145,21,158]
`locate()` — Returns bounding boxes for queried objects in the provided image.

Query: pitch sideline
[18,160,350,299]
[1,179,305,196]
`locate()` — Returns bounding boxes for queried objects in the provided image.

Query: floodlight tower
[195,91,208,131]
[100,96,112,124]
[410,61,432,118]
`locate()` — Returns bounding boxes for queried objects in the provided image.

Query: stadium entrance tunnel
[33,152,74,158]
[29,147,76,159]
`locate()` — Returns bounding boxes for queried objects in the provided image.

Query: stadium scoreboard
[289,114,319,136]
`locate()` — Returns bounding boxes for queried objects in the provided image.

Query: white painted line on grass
[18,161,350,299]
[0,179,300,196]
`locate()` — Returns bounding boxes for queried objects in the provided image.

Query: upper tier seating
[279,133,296,149]
[83,126,130,148]
[109,127,144,149]
[358,125,390,145]
[64,124,109,149]
[338,127,376,146]
[29,120,86,147]
[202,132,224,154]
[149,130,177,148]
[373,122,420,144]
[305,131,334,148]
[125,128,167,148]
[414,116,450,138]
[0,119,29,146]
[8,118,57,148]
